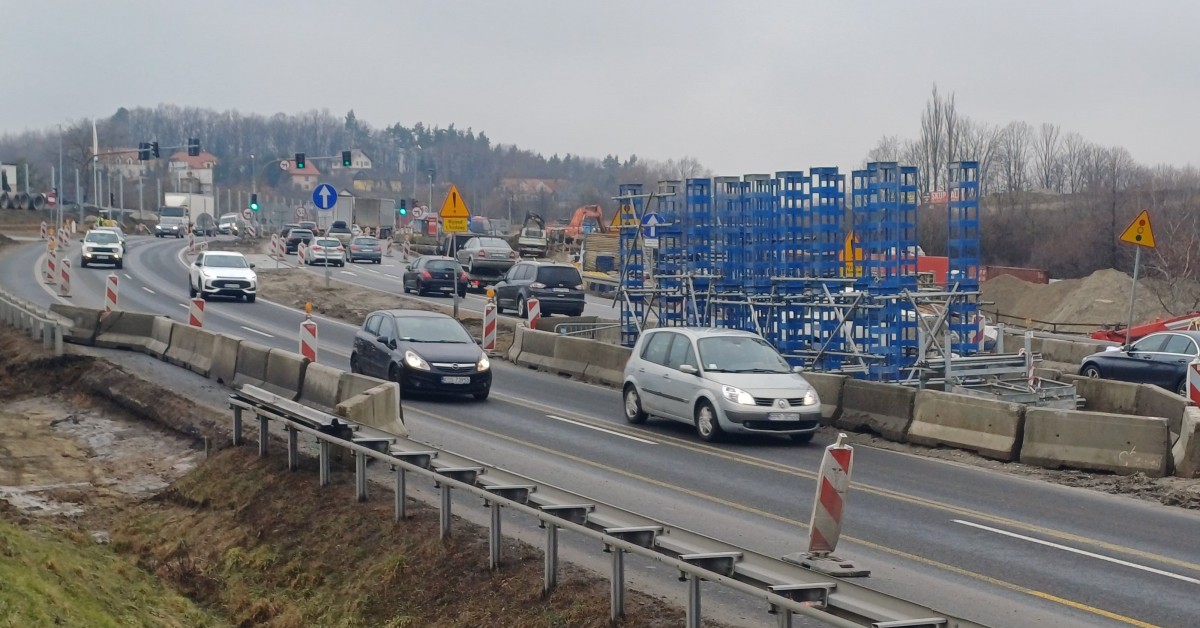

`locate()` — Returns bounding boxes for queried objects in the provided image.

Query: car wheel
[467,257,476,274]
[188,283,196,297]
[623,385,648,424]
[473,389,490,401]
[1081,364,1102,379]
[79,259,87,268]
[695,400,724,442]
[518,297,528,318]
[246,295,256,303]
[789,432,816,444]
[1177,377,1187,397]
[388,363,403,388]
[350,353,360,374]
[200,293,210,301]
[416,280,426,296]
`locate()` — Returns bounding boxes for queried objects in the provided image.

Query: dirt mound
[982,268,1182,330]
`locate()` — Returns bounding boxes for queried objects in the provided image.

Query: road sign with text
[440,184,471,232]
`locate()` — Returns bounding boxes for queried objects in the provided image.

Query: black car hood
[397,341,481,363]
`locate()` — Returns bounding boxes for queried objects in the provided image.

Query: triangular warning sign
[611,203,638,228]
[1119,210,1155,248]
[439,184,470,218]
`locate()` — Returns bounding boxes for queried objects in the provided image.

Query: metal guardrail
[0,289,67,356]
[552,321,623,339]
[229,384,986,628]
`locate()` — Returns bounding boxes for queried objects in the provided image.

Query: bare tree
[918,85,946,192]
[1033,123,1062,191]
[997,122,1033,193]
[1060,132,1089,193]
[957,118,1002,195]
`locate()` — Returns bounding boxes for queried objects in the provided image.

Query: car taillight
[477,249,486,256]
[312,245,322,251]
[460,272,469,282]
[530,282,546,289]
[337,247,344,252]
[351,245,359,251]
[421,270,432,279]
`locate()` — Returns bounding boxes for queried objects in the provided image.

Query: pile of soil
[981,269,1186,330]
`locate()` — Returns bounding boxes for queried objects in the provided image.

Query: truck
[318,195,395,239]
[515,211,549,257]
[161,193,216,236]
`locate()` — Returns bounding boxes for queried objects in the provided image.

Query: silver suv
[622,328,821,443]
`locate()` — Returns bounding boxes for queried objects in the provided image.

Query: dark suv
[285,228,314,253]
[494,261,585,317]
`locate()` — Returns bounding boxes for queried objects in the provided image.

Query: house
[284,159,321,191]
[98,147,150,180]
[168,150,219,194]
[500,177,563,201]
[330,148,373,172]
[349,170,404,194]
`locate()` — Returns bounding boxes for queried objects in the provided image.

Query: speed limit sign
[295,206,307,220]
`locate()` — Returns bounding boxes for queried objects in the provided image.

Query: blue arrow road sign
[312,183,338,210]
[642,212,664,239]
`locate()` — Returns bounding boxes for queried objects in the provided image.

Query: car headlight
[722,385,755,405]
[802,390,819,406]
[404,350,430,371]
[476,354,490,371]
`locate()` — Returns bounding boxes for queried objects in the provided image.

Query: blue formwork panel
[713,177,748,330]
[774,171,810,362]
[744,174,774,294]
[808,167,844,280]
[618,183,645,347]
[655,180,686,328]
[947,161,981,354]
[686,177,714,325]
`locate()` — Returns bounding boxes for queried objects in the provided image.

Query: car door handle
[637,368,645,373]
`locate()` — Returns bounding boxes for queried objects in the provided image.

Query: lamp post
[427,169,433,211]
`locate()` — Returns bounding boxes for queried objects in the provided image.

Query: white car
[80,230,125,268]
[306,237,345,267]
[92,226,127,246]
[217,213,241,235]
[189,251,257,302]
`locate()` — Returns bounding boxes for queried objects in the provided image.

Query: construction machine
[562,205,606,244]
[516,211,549,257]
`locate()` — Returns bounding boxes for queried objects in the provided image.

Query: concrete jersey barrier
[336,382,408,437]
[836,379,916,442]
[1135,384,1187,436]
[798,372,846,425]
[49,303,101,345]
[549,334,591,377]
[299,362,343,410]
[908,390,1025,461]
[209,333,242,386]
[1060,374,1138,415]
[1021,407,1171,477]
[94,311,160,354]
[164,322,215,377]
[1172,407,1200,478]
[507,324,526,363]
[582,342,632,387]
[261,348,308,401]
[231,341,272,390]
[514,328,559,372]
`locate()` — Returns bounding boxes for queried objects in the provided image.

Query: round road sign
[411,206,426,219]
[279,160,290,171]
[295,206,307,220]
[241,208,252,220]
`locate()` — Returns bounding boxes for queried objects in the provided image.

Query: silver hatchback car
[622,328,821,443]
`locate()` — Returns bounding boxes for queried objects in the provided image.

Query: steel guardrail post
[489,501,502,570]
[544,523,558,595]
[440,483,453,539]
[54,325,64,356]
[319,441,330,486]
[394,466,406,521]
[777,609,793,628]
[287,427,298,471]
[232,407,243,446]
[356,452,368,502]
[42,321,52,350]
[611,546,625,621]
[258,416,269,457]
[686,574,701,628]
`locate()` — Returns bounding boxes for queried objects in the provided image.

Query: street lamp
[427,168,433,211]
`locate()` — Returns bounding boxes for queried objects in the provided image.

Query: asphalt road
[5,235,1199,627]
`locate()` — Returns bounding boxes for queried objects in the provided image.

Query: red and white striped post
[45,248,57,285]
[1188,357,1200,406]
[298,242,308,265]
[104,273,119,313]
[187,230,196,253]
[188,297,205,327]
[526,297,541,329]
[57,227,69,250]
[300,319,318,362]
[58,259,71,297]
[784,432,868,577]
[482,300,497,351]
[39,221,47,240]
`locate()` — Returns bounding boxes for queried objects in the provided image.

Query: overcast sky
[10,1,1198,174]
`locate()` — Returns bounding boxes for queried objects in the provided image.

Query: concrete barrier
[908,390,1025,461]
[1021,407,1171,477]
[231,341,272,390]
[1172,407,1200,478]
[507,324,525,362]
[514,328,559,371]
[799,372,846,424]
[536,315,598,334]
[548,334,591,377]
[1136,384,1187,436]
[261,348,307,400]
[163,322,215,377]
[582,342,633,387]
[208,333,241,385]
[336,382,408,437]
[338,372,389,405]
[299,361,343,410]
[49,304,101,344]
[1060,374,1138,415]
[148,316,175,359]
[94,311,159,353]
[836,379,916,442]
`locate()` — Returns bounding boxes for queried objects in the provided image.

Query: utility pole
[75,168,81,225]
[138,178,144,214]
[156,177,162,215]
[58,128,64,227]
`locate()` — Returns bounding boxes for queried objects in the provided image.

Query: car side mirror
[249,263,256,268]
[388,339,398,350]
[679,364,699,375]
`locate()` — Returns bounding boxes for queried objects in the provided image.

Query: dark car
[298,221,321,237]
[403,255,467,297]
[1079,330,1200,395]
[351,309,491,400]
[348,235,382,264]
[278,223,301,238]
[285,228,314,253]
[328,221,354,246]
[494,261,585,317]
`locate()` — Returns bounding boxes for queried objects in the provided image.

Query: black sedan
[350,309,491,400]
[1079,330,1200,395]
[284,228,314,254]
[402,256,467,298]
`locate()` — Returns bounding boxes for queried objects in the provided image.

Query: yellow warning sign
[611,203,637,228]
[439,184,471,219]
[1119,210,1155,248]
[443,217,468,233]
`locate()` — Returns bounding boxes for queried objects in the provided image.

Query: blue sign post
[312,183,338,210]
[642,212,664,239]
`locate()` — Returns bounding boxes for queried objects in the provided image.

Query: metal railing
[229,385,985,628]
[0,289,67,356]
[552,321,623,339]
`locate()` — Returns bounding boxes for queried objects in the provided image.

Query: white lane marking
[178,303,190,309]
[123,273,132,280]
[953,520,1200,585]
[240,326,275,338]
[340,271,357,276]
[142,286,156,294]
[545,414,656,444]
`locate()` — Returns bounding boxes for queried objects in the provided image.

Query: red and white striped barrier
[299,319,318,362]
[188,297,205,327]
[807,433,853,556]
[482,301,497,351]
[1188,357,1200,406]
[298,242,308,265]
[269,234,281,258]
[526,297,541,329]
[39,221,47,240]
[401,241,411,259]
[58,259,71,297]
[45,249,57,285]
[57,227,69,249]
[246,224,257,238]
[187,231,196,253]
[971,314,985,352]
[104,273,119,313]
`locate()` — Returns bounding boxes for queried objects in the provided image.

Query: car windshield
[427,259,460,271]
[538,267,581,285]
[476,237,509,249]
[394,316,473,343]
[697,336,791,373]
[289,230,313,238]
[352,237,377,245]
[523,228,544,237]
[219,214,239,222]
[205,254,249,269]
[86,232,119,244]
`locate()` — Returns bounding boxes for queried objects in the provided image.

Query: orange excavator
[561,205,606,244]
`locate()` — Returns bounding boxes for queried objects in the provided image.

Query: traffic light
[187,138,201,157]
[398,199,407,216]
[151,141,160,158]
[250,193,259,212]
[341,150,352,167]
[295,153,306,169]
[137,142,150,161]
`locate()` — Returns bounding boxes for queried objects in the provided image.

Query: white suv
[81,230,125,268]
[189,251,258,302]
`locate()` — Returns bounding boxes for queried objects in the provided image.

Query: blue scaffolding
[685,177,715,325]
[654,180,687,328]
[617,183,645,347]
[947,161,982,355]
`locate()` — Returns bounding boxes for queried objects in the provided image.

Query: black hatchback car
[494,261,585,317]
[351,309,491,400]
[402,256,468,298]
[1079,330,1200,395]
[284,228,314,253]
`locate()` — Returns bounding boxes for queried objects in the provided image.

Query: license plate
[97,255,110,260]
[553,287,569,293]
[438,286,453,291]
[441,376,470,385]
[766,412,800,421]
